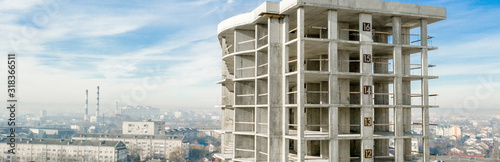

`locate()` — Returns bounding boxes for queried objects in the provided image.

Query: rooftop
[73,133,184,141]
[0,138,123,147]
[218,0,446,35]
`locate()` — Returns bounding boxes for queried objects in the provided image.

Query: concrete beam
[281,15,290,162]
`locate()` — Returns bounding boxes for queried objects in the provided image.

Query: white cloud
[434,34,500,59]
[436,62,500,76]
[0,0,46,11]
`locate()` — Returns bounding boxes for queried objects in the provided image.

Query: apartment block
[72,133,188,161]
[123,120,166,135]
[0,138,127,162]
[216,0,445,161]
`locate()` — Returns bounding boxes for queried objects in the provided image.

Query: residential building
[123,120,165,135]
[436,125,461,139]
[216,0,445,161]
[72,133,188,161]
[0,138,127,162]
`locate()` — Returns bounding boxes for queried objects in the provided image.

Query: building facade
[0,138,127,162]
[72,133,188,161]
[436,125,462,139]
[216,0,445,161]
[123,120,166,135]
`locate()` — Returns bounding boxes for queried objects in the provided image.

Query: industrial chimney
[96,86,99,119]
[85,89,88,121]
[115,101,118,116]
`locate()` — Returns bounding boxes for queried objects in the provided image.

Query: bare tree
[169,146,187,162]
[128,145,142,161]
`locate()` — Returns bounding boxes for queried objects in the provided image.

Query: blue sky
[0,0,498,115]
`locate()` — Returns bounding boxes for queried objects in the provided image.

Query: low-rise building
[72,133,188,161]
[0,138,127,162]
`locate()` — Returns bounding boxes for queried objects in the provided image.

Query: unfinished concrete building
[215,0,445,161]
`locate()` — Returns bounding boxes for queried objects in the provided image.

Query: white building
[436,125,461,139]
[123,120,165,135]
[411,138,420,154]
[0,138,127,162]
[90,116,98,123]
[72,133,188,161]
[173,111,182,118]
[70,125,81,131]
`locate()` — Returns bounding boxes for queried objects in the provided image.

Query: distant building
[28,128,76,138]
[411,138,420,154]
[90,116,98,123]
[173,111,182,118]
[70,125,81,131]
[121,106,160,119]
[0,138,127,162]
[39,110,47,118]
[211,115,220,120]
[466,147,482,155]
[72,133,188,161]
[123,120,165,135]
[29,128,58,137]
[450,147,463,154]
[436,125,462,139]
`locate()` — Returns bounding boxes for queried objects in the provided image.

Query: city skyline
[0,0,498,113]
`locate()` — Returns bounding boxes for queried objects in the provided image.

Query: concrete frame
[216,0,445,161]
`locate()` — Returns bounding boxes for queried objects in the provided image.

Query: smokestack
[85,89,88,121]
[96,86,99,119]
[115,101,118,116]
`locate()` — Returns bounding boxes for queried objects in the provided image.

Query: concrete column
[421,19,428,47]
[232,106,237,159]
[421,19,430,162]
[281,15,290,162]
[392,16,405,162]
[328,10,339,40]
[401,25,413,162]
[359,13,373,162]
[254,24,260,161]
[267,17,283,162]
[401,27,410,45]
[296,7,306,161]
[328,10,340,162]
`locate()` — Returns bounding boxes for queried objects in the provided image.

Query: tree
[169,146,187,162]
[128,145,142,161]
[28,132,34,138]
[189,145,207,162]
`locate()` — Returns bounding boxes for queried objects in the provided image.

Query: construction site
[215,0,446,161]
